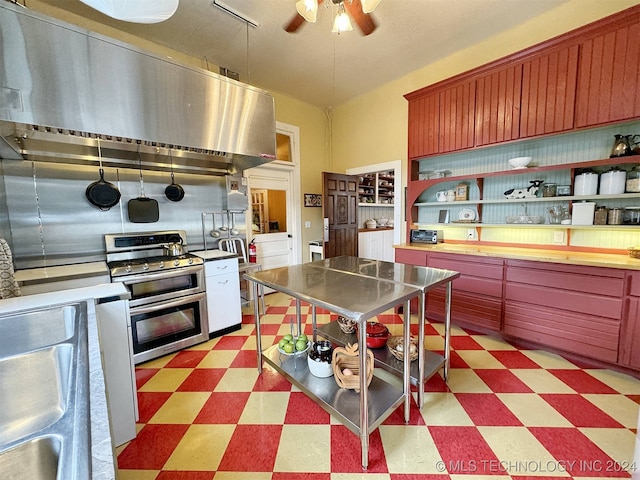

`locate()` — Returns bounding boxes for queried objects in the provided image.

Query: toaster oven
[410,229,443,244]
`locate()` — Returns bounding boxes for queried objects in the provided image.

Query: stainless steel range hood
[0,3,276,175]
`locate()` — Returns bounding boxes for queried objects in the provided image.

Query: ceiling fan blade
[344,0,377,36]
[284,0,325,33]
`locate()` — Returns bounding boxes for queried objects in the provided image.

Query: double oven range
[105,230,209,364]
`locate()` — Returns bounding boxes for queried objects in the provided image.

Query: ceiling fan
[284,0,380,36]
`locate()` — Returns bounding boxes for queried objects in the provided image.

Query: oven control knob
[159,261,165,268]
[187,258,194,264]
[142,263,149,271]
[125,265,132,273]
[173,259,180,266]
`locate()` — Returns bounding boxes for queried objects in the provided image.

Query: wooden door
[323,172,358,258]
[439,80,476,152]
[520,44,579,137]
[475,65,521,146]
[576,20,640,127]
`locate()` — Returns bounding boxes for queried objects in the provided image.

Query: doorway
[244,122,302,272]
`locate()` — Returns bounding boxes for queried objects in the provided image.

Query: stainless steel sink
[0,302,91,479]
[0,436,61,480]
[0,304,76,358]
[0,345,71,445]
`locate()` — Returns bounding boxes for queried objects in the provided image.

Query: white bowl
[508,156,532,169]
[376,218,389,226]
[307,354,333,377]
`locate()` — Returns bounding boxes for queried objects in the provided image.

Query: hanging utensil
[86,138,121,210]
[230,211,240,236]
[128,148,159,223]
[164,149,185,202]
[210,212,221,238]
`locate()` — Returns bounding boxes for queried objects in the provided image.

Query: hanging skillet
[128,149,159,223]
[164,149,185,202]
[86,138,121,210]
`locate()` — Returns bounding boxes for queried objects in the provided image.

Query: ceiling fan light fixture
[361,0,382,14]
[296,0,318,23]
[331,3,353,33]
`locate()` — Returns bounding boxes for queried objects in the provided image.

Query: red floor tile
[628,394,640,404]
[381,400,426,426]
[241,313,255,324]
[252,368,294,392]
[450,336,484,350]
[212,336,248,350]
[272,474,330,480]
[448,351,470,369]
[539,394,623,427]
[490,350,542,369]
[176,368,226,392]
[423,323,442,336]
[217,424,283,472]
[229,349,258,368]
[258,323,283,335]
[425,373,450,392]
[266,306,289,314]
[548,369,619,394]
[137,391,172,423]
[284,391,331,424]
[455,393,523,426]
[331,425,388,473]
[378,313,403,324]
[390,475,451,480]
[474,369,534,393]
[136,368,160,389]
[164,350,209,368]
[118,423,190,470]
[428,426,500,475]
[529,427,630,477]
[193,392,250,424]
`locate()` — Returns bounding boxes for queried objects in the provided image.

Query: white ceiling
[35,0,578,108]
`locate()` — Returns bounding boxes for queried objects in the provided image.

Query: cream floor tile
[214,367,259,392]
[187,338,219,351]
[148,392,210,424]
[163,424,235,471]
[511,369,577,393]
[116,470,159,480]
[423,336,446,352]
[431,323,468,336]
[446,369,492,393]
[449,475,511,480]
[478,426,570,477]
[456,350,507,369]
[583,394,640,428]
[228,324,255,336]
[274,424,330,472]
[260,313,292,324]
[241,334,258,350]
[584,369,640,394]
[197,350,238,368]
[420,392,474,426]
[521,350,580,369]
[580,427,637,473]
[238,391,290,424]
[138,368,192,392]
[472,335,517,351]
[138,354,175,369]
[331,474,391,480]
[379,425,443,473]
[497,393,572,427]
[214,473,272,480]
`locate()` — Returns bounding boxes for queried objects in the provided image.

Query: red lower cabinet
[395,248,427,266]
[504,260,624,363]
[426,253,504,332]
[619,273,640,369]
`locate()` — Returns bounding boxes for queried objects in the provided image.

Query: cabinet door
[439,80,476,152]
[475,64,521,146]
[206,271,242,334]
[520,44,579,137]
[619,298,640,368]
[395,247,427,266]
[408,92,439,159]
[576,21,640,127]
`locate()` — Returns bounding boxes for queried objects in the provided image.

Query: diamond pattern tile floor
[116,292,640,479]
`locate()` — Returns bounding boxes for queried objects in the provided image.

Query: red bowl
[357,321,391,348]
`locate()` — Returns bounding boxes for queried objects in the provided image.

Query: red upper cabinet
[439,80,476,153]
[407,91,439,159]
[575,21,640,128]
[520,44,579,137]
[475,64,522,146]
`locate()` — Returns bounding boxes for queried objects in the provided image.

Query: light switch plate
[553,230,565,243]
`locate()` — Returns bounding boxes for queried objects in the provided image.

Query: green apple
[278,338,288,349]
[297,333,308,343]
[295,339,307,351]
[283,334,294,342]
[283,343,294,354]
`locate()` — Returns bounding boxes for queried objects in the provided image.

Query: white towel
[0,238,21,299]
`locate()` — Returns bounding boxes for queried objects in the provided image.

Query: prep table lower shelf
[316,321,445,387]
[262,344,404,435]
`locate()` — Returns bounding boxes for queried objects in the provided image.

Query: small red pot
[357,321,391,348]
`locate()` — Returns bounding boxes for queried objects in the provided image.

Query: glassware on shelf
[548,204,569,224]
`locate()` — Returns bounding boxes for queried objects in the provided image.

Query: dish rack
[332,343,374,392]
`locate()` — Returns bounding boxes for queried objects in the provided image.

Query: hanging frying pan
[164,149,185,202]
[86,138,121,210]
[128,150,159,223]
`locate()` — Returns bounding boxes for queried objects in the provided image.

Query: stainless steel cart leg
[417,292,426,408]
[252,280,263,374]
[358,318,369,470]
[403,299,411,422]
[443,281,452,381]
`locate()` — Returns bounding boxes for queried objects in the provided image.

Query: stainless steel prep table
[310,256,460,408]
[244,263,420,470]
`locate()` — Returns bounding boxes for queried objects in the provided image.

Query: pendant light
[79,0,179,23]
[331,3,353,34]
[296,0,318,23]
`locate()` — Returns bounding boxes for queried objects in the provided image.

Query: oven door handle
[121,265,204,285]
[129,292,206,315]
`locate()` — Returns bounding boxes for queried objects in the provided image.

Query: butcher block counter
[394,243,640,375]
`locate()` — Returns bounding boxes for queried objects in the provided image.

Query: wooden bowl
[387,336,419,362]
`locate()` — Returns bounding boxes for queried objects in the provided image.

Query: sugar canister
[608,207,624,225]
